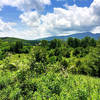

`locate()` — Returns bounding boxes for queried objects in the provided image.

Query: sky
[0,0,100,40]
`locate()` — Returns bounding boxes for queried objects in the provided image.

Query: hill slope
[0,37,39,46]
[0,53,100,99]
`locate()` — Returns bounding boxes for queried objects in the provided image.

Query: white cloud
[0,18,51,40]
[20,11,41,27]
[0,0,100,40]
[0,19,21,38]
[92,26,100,33]
[0,19,16,32]
[0,0,51,12]
[19,0,100,39]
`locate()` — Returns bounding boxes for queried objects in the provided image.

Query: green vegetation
[0,37,100,99]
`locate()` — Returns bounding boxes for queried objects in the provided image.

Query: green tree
[40,40,48,47]
[61,59,68,69]
[81,37,91,48]
[34,47,47,63]
[67,37,74,47]
[73,38,80,48]
[15,41,23,53]
[49,39,62,49]
[10,41,23,53]
[89,38,96,47]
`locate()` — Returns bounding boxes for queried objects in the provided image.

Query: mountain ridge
[38,32,100,40]
[0,32,100,41]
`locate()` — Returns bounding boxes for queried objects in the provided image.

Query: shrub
[73,48,80,57]
[6,64,17,71]
[0,50,7,60]
[20,46,30,53]
[40,40,48,47]
[49,39,62,49]
[9,41,24,53]
[34,47,47,63]
[61,59,68,69]
[47,56,57,64]
[30,62,46,74]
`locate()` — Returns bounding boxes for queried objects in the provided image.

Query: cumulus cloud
[0,19,21,38]
[92,26,100,33]
[19,0,100,39]
[20,11,41,27]
[0,19,16,32]
[0,0,51,11]
[0,0,100,40]
[0,18,51,40]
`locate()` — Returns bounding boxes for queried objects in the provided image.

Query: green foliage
[67,37,74,47]
[20,46,30,53]
[73,48,80,57]
[54,48,61,56]
[61,59,68,69]
[49,39,62,49]
[0,37,100,99]
[9,41,31,54]
[6,64,17,71]
[73,47,89,57]
[47,56,57,64]
[49,49,55,57]
[0,70,100,100]
[80,37,96,48]
[67,37,96,48]
[40,40,48,47]
[30,62,46,74]
[34,47,47,63]
[67,37,80,48]
[10,41,24,53]
[0,50,7,60]
[89,38,96,47]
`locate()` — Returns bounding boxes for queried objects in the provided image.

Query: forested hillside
[0,37,100,99]
[0,37,40,46]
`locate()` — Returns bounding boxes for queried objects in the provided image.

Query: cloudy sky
[0,0,100,40]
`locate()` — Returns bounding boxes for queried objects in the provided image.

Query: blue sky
[0,0,93,21]
[0,6,22,22]
[0,0,99,40]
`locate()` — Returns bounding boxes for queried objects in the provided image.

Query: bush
[67,37,80,48]
[30,62,46,74]
[49,39,62,49]
[20,46,30,53]
[73,48,80,57]
[49,50,55,57]
[34,47,47,63]
[0,50,7,60]
[6,64,17,71]
[40,40,48,47]
[47,56,57,64]
[9,41,24,53]
[61,59,68,69]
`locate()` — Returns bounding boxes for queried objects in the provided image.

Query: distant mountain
[38,32,100,40]
[0,32,100,42]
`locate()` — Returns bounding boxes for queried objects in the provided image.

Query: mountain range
[38,32,100,40]
[0,32,100,42]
